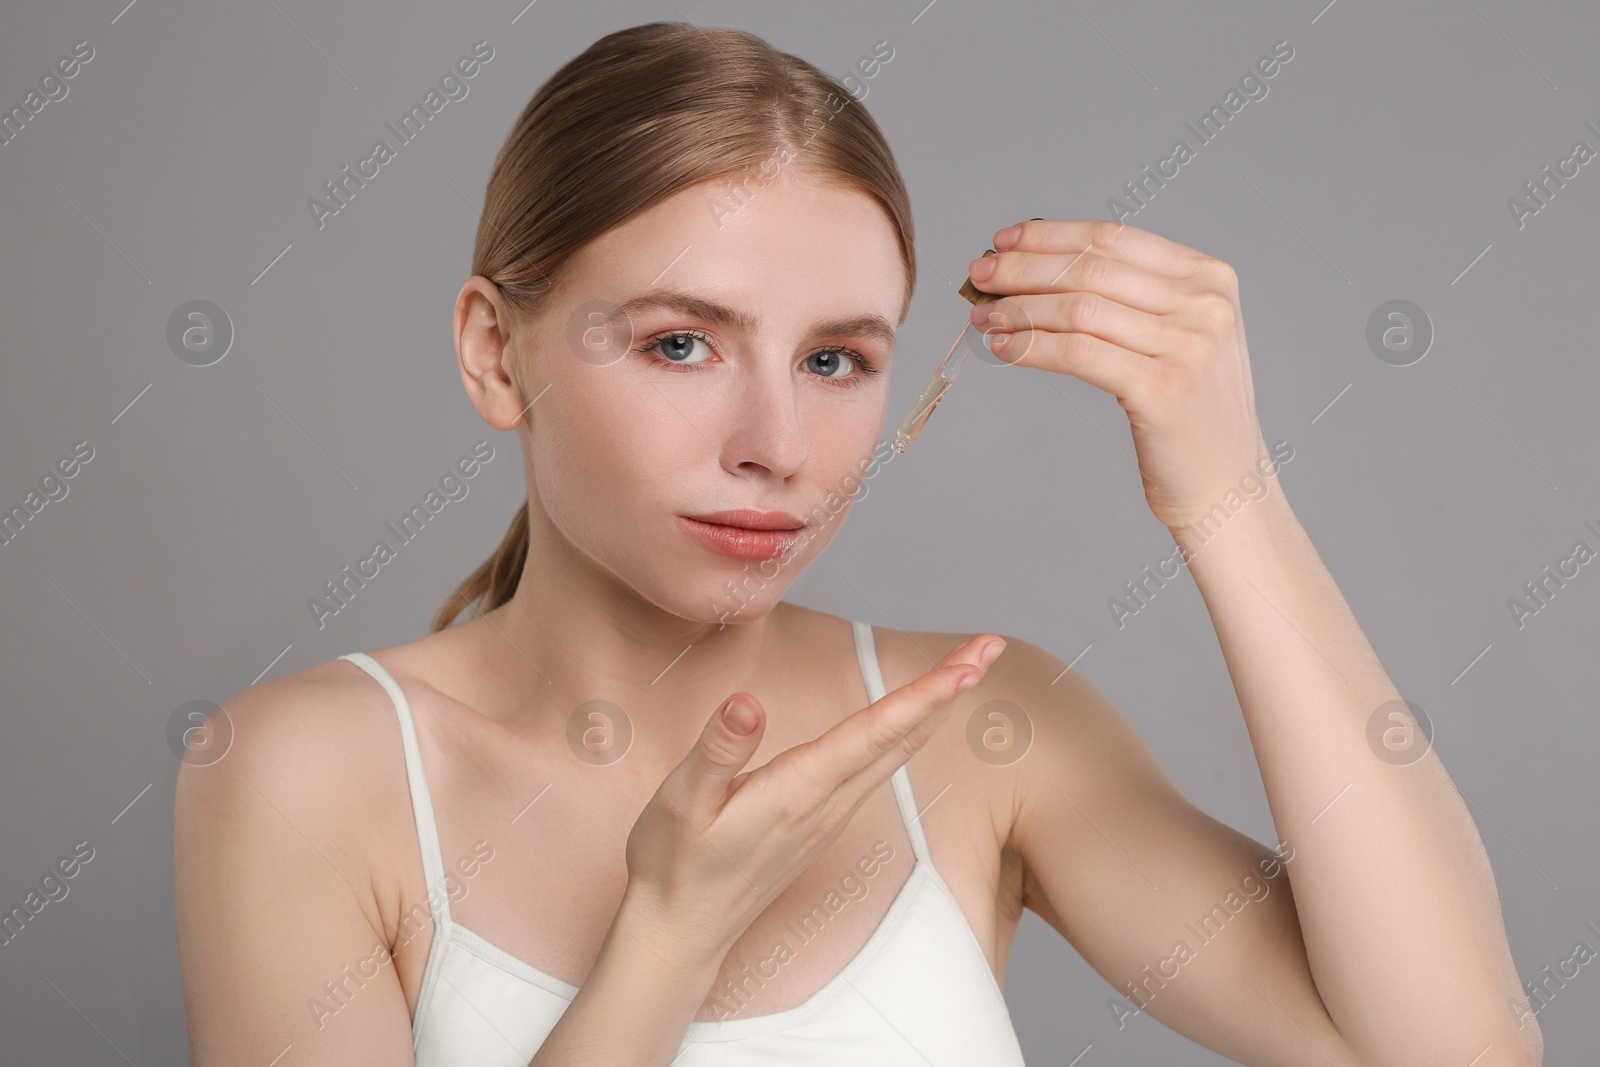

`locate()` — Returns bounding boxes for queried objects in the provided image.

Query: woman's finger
[996,218,1214,281]
[974,246,1192,317]
[974,290,1195,365]
[989,324,1155,403]
[792,634,1003,808]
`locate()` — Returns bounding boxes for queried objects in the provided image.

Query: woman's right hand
[620,632,1006,964]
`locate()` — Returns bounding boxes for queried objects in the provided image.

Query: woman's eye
[651,332,714,365]
[805,349,856,380]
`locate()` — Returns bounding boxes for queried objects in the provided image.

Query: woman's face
[514,170,907,625]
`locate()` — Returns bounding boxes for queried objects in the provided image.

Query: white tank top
[338,620,1027,1065]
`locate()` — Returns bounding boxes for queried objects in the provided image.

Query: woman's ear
[456,277,531,431]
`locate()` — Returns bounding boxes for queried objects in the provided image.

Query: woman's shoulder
[213,620,473,747]
[172,647,441,1005]
[173,643,431,850]
[850,615,1137,796]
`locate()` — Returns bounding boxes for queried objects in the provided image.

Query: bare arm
[1003,494,1538,1066]
[1167,489,1535,1065]
[966,217,1538,1066]
[175,674,417,1067]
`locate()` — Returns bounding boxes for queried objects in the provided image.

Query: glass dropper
[891,320,979,453]
[891,244,1005,454]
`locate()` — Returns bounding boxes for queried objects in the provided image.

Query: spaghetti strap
[338,652,455,930]
[850,620,932,865]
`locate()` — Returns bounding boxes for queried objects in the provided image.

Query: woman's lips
[678,516,801,560]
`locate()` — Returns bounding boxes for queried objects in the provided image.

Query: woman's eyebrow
[613,288,897,347]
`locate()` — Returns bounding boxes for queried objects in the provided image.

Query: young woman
[175,21,1540,1067]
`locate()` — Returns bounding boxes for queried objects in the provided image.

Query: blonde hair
[432,20,916,632]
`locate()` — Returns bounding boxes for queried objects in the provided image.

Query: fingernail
[978,638,1006,669]
[954,669,982,694]
[995,224,1022,249]
[970,254,997,281]
[721,695,756,735]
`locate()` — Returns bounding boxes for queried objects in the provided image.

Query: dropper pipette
[890,247,1001,454]
[890,320,977,453]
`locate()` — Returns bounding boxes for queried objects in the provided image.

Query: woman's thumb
[678,693,764,797]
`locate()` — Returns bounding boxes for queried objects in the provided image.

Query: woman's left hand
[967,219,1273,531]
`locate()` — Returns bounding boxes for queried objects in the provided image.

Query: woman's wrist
[530,883,730,1066]
[608,878,735,980]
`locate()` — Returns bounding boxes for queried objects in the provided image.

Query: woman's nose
[720,370,809,477]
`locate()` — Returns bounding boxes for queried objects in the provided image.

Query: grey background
[2,0,1596,1063]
